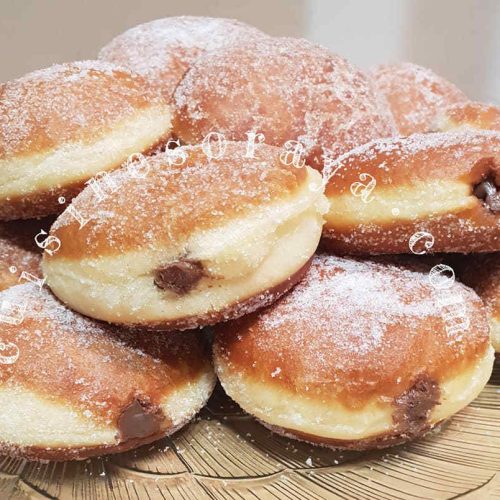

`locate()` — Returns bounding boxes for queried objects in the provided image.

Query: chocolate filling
[392,375,440,438]
[117,398,164,441]
[154,259,204,294]
[474,176,500,213]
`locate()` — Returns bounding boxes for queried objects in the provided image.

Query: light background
[1,0,498,102]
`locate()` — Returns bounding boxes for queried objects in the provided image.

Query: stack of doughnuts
[0,15,497,462]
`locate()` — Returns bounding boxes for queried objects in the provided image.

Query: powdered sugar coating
[215,255,490,405]
[48,142,308,258]
[173,37,395,170]
[373,62,468,135]
[0,283,211,424]
[0,60,164,158]
[99,16,267,100]
[435,101,500,132]
[324,129,500,185]
[321,130,500,254]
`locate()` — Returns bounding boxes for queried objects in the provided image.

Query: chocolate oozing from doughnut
[393,375,440,437]
[474,176,500,213]
[118,398,165,441]
[154,259,205,294]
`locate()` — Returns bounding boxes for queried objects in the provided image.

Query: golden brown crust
[99,16,267,101]
[321,213,499,255]
[435,102,500,132]
[0,178,92,222]
[0,131,171,221]
[116,257,312,331]
[0,61,165,159]
[325,131,499,191]
[372,62,468,135]
[214,255,490,408]
[0,61,172,221]
[259,374,444,451]
[0,428,170,462]
[173,37,395,170]
[0,284,212,425]
[323,130,500,254]
[259,418,445,452]
[46,142,308,260]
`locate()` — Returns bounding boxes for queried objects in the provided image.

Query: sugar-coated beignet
[0,284,215,461]
[434,102,500,132]
[0,61,172,220]
[42,142,327,329]
[214,255,494,450]
[99,16,267,100]
[372,62,468,135]
[322,130,500,254]
[173,37,395,170]
[455,253,500,353]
